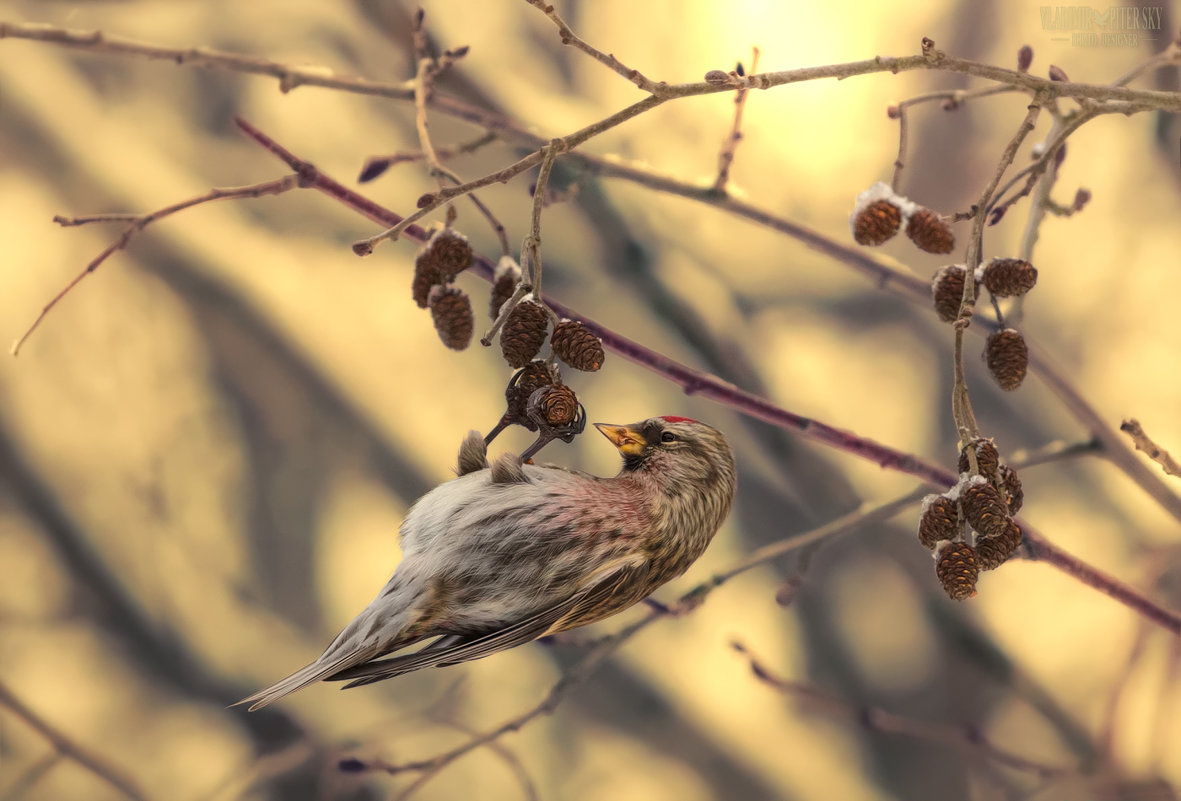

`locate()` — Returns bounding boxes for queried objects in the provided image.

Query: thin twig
[526,139,564,313]
[0,680,151,801]
[951,97,1044,446]
[358,131,498,183]
[1120,419,1181,478]
[10,175,299,356]
[712,47,759,193]
[0,752,60,801]
[5,22,1181,109]
[731,641,1073,779]
[522,0,664,94]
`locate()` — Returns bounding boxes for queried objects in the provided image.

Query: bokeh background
[1,1,1180,799]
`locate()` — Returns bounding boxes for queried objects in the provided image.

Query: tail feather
[235,644,383,710]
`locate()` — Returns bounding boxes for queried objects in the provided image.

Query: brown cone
[530,384,579,427]
[490,257,522,320]
[500,300,550,368]
[505,361,559,430]
[958,438,1000,479]
[998,464,1024,515]
[976,520,1022,570]
[906,208,955,254]
[932,265,967,323]
[429,286,474,350]
[551,320,605,372]
[985,329,1028,391]
[961,479,1011,539]
[981,258,1038,297]
[426,228,474,280]
[919,494,959,549]
[936,542,979,601]
[852,199,902,246]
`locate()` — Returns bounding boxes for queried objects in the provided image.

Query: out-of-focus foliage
[0,1,1179,800]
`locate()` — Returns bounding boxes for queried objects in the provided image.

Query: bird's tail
[236,590,419,710]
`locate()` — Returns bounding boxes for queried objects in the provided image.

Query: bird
[239,416,736,710]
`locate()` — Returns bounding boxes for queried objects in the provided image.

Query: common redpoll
[240,416,736,709]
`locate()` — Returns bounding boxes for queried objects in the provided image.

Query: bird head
[595,416,736,495]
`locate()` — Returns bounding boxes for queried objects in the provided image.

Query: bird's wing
[329,562,647,689]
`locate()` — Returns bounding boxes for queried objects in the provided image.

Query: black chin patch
[622,451,648,471]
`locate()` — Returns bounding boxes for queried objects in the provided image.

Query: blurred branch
[712,47,759,193]
[0,680,151,801]
[10,175,299,356]
[0,751,60,801]
[1121,419,1181,479]
[729,641,1074,780]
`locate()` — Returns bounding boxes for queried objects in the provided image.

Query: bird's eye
[660,431,677,443]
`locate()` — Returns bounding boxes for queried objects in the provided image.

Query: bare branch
[1121,419,1181,479]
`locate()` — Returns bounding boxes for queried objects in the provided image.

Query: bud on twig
[1017,45,1033,73]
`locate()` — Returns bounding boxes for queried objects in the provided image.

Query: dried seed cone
[906,208,955,254]
[961,479,1011,538]
[936,542,979,601]
[500,300,549,368]
[529,384,579,426]
[428,286,474,350]
[551,320,605,372]
[426,228,474,280]
[976,520,1022,570]
[932,265,967,323]
[999,464,1024,514]
[506,361,558,428]
[918,495,959,549]
[490,257,522,319]
[958,438,1000,478]
[852,199,902,246]
[981,258,1038,297]
[985,329,1029,391]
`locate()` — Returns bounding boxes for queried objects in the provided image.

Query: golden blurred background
[1,1,1179,799]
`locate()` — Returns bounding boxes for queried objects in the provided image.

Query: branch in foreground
[730,641,1073,780]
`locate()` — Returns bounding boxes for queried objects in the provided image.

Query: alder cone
[998,464,1024,514]
[985,329,1029,391]
[411,258,441,309]
[981,258,1038,297]
[958,438,1000,478]
[426,228,474,279]
[530,384,579,427]
[551,320,605,372]
[852,199,902,246]
[429,286,474,350]
[961,479,1010,538]
[505,361,558,429]
[500,300,549,368]
[936,542,979,601]
[976,520,1022,570]
[918,495,959,549]
[490,271,517,319]
[932,265,967,323]
[906,208,955,254]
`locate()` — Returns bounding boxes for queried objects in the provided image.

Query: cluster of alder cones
[932,257,1038,391]
[849,182,955,254]
[410,226,607,458]
[919,438,1025,600]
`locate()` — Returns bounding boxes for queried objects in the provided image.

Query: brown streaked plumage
[239,416,736,709]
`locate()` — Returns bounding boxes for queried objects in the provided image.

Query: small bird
[240,416,736,710]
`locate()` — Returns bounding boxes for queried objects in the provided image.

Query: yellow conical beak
[594,423,646,456]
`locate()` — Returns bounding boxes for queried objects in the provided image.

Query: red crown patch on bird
[659,416,697,424]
